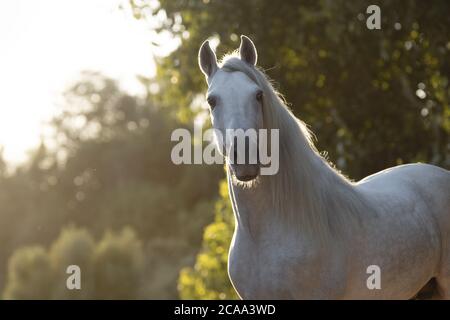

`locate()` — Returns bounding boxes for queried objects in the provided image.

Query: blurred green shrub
[3,226,145,299]
[3,246,54,299]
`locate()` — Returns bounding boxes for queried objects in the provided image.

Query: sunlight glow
[0,0,161,165]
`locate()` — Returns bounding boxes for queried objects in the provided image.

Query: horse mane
[220,54,375,243]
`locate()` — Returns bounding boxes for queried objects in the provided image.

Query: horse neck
[229,109,362,242]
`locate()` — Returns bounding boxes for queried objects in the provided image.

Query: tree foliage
[128,0,450,299]
[131,0,450,177]
[178,180,238,299]
[0,73,221,298]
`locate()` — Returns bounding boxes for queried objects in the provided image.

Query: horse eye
[207,96,217,109]
[256,91,263,102]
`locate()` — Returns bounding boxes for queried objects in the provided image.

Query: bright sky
[0,0,167,165]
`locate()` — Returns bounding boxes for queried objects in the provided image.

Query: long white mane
[221,54,376,242]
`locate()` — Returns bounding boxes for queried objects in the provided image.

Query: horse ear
[239,35,257,66]
[198,40,218,78]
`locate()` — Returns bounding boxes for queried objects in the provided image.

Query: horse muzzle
[230,163,259,182]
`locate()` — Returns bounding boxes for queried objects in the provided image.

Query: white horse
[198,35,450,299]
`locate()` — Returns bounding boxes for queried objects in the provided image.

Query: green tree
[0,72,221,298]
[178,180,238,299]
[48,227,95,299]
[129,0,450,299]
[130,0,450,177]
[92,227,145,299]
[3,246,53,299]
